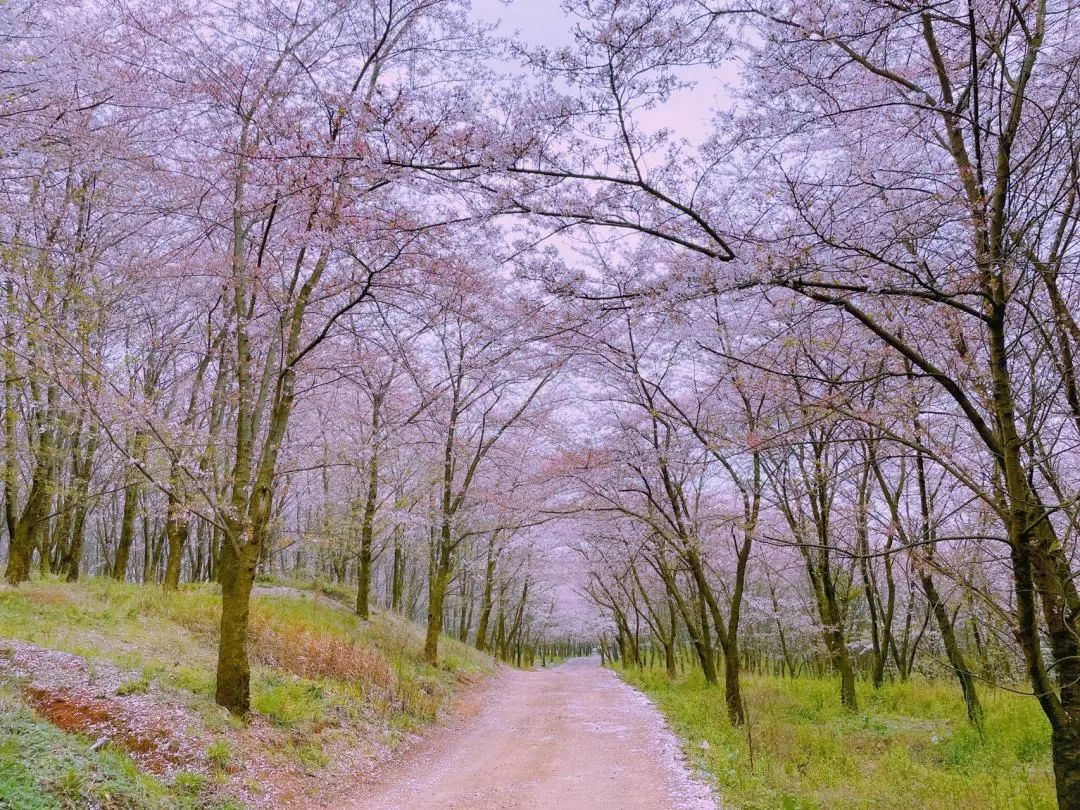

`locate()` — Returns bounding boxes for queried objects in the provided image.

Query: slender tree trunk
[424,536,452,664]
[834,630,857,710]
[856,463,888,688]
[476,533,498,652]
[660,563,716,684]
[921,572,982,727]
[812,574,858,710]
[494,591,506,658]
[163,509,189,590]
[723,641,745,725]
[355,429,379,619]
[662,600,678,678]
[162,445,193,590]
[390,527,404,612]
[141,511,154,583]
[111,433,146,581]
[62,501,89,582]
[458,580,472,642]
[504,580,529,660]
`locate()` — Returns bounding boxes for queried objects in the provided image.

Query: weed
[288,739,330,770]
[248,604,397,691]
[54,766,86,803]
[0,684,172,808]
[171,665,213,697]
[0,577,494,803]
[117,670,153,696]
[172,770,207,796]
[206,738,231,774]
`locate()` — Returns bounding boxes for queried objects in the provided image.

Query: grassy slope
[621,666,1054,810]
[0,577,491,809]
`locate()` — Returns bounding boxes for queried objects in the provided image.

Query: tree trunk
[5,465,54,585]
[723,641,746,725]
[5,520,36,585]
[390,529,404,612]
[922,572,982,727]
[4,419,57,585]
[1052,724,1080,810]
[214,535,258,715]
[163,511,189,590]
[805,552,858,710]
[424,537,452,664]
[61,502,89,582]
[458,582,472,642]
[664,601,678,678]
[503,580,529,661]
[476,534,498,652]
[355,440,379,619]
[111,434,146,581]
[664,641,677,678]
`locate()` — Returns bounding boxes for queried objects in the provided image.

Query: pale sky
[468,0,737,146]
[471,0,576,48]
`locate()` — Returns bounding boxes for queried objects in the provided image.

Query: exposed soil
[0,641,212,779]
[348,656,718,810]
[22,684,193,773]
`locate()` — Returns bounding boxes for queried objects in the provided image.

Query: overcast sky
[471,0,575,48]
[466,0,736,146]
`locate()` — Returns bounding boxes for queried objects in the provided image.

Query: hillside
[0,579,492,809]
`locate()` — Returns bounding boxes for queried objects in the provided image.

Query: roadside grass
[0,576,492,806]
[620,665,1055,810]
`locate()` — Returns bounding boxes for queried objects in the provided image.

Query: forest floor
[621,664,1056,809]
[353,655,717,810]
[0,577,492,808]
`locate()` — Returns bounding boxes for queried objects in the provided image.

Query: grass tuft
[206,738,231,774]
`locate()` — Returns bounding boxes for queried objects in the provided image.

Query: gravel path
[348,656,717,810]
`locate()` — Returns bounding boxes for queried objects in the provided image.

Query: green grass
[620,665,1055,810]
[0,683,178,809]
[0,577,493,806]
[115,670,154,697]
[205,739,231,775]
[251,673,326,728]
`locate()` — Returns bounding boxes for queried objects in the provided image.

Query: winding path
[349,657,717,810]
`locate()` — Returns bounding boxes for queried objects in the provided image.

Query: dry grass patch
[248,610,397,695]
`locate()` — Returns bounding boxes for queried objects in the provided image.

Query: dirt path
[348,657,717,810]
